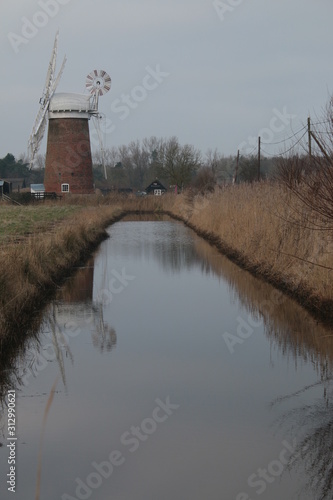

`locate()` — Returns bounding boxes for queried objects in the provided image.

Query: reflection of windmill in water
[45,260,116,387]
[53,260,116,347]
[28,31,111,194]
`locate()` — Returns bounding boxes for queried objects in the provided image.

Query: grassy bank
[0,203,124,344]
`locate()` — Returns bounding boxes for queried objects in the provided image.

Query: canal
[1,215,333,499]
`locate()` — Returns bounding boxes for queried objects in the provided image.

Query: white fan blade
[28,33,66,169]
[51,54,67,95]
[28,115,47,169]
[42,30,59,104]
[28,106,49,168]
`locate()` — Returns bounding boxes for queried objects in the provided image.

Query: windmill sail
[42,30,59,104]
[28,31,66,169]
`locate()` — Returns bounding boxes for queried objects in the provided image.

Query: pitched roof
[145,179,167,191]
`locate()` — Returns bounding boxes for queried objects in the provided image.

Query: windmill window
[61,183,69,193]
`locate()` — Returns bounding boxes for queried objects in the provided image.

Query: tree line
[1,138,288,192]
[0,154,43,185]
[92,136,279,191]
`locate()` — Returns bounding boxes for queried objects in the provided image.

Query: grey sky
[1,0,333,161]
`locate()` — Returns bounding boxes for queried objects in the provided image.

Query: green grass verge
[0,205,82,242]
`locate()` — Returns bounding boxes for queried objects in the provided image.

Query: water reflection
[109,215,216,275]
[0,309,47,449]
[0,216,333,499]
[114,217,333,369]
[191,233,333,370]
[106,217,333,499]
[271,374,333,500]
[176,220,333,499]
[43,261,117,367]
[0,259,117,400]
[91,316,117,352]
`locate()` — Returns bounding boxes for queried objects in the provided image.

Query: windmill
[28,32,111,194]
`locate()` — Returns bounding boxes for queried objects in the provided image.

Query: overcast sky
[1,0,333,161]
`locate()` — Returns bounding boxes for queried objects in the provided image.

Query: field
[0,205,80,243]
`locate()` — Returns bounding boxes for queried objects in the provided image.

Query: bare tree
[94,136,201,190]
[204,149,234,182]
[276,97,333,228]
[157,136,201,189]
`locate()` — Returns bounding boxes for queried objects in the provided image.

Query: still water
[1,216,333,500]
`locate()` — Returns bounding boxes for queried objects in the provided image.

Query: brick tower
[44,93,95,195]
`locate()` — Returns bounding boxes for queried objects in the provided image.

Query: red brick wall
[44,118,95,194]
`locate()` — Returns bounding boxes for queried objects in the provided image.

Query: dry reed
[161,183,333,323]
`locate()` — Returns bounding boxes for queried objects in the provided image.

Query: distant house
[0,179,12,196]
[2,178,26,192]
[145,179,167,195]
[31,183,45,198]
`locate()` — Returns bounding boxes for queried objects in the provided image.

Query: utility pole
[258,136,261,181]
[308,115,330,162]
[307,116,312,160]
[310,131,331,163]
[233,149,239,184]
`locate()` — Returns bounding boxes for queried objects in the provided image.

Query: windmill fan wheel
[86,70,111,96]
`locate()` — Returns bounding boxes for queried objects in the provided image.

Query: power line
[311,119,331,126]
[239,144,257,156]
[261,130,308,157]
[312,130,332,136]
[261,125,307,145]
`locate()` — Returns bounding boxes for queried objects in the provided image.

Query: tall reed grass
[162,183,333,323]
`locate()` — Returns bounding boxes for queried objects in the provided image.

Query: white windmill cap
[48,93,93,119]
